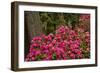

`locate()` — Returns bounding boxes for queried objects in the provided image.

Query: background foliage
[39,12,80,35]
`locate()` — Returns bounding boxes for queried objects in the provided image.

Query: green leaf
[80,41,87,49]
[35,55,42,60]
[52,53,56,60]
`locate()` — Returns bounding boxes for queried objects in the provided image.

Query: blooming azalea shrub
[25,25,90,61]
[78,14,90,31]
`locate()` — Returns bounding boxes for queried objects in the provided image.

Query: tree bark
[24,11,42,57]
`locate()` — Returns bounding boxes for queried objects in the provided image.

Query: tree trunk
[24,11,42,58]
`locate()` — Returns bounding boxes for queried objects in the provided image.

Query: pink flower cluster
[25,25,90,61]
[80,14,90,21]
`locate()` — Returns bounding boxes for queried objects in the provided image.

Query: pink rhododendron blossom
[80,14,90,21]
[70,53,75,59]
[25,25,90,61]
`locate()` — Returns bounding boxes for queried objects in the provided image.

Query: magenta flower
[80,14,90,20]
[70,53,75,59]
[25,25,90,61]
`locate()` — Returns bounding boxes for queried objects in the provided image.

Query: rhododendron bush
[25,25,90,61]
